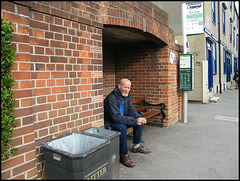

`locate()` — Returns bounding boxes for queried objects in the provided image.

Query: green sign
[179,54,194,91]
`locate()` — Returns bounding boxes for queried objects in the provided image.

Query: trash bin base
[45,158,109,180]
[82,128,120,179]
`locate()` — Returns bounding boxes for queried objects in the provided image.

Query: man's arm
[126,99,143,118]
[105,95,138,126]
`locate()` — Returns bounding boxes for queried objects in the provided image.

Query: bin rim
[42,131,111,159]
[81,127,121,138]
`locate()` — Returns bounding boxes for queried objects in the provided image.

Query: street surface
[119,88,239,179]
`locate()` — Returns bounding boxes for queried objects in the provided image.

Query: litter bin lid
[82,127,120,138]
[42,132,110,157]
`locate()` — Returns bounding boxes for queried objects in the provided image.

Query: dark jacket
[104,86,142,129]
[233,71,239,81]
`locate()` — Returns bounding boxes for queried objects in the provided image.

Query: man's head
[118,79,131,97]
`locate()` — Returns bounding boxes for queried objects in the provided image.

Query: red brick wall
[1,1,103,179]
[100,1,170,45]
[103,44,116,97]
[1,1,182,179]
[104,42,182,126]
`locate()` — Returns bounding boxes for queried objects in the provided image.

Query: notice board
[179,54,194,91]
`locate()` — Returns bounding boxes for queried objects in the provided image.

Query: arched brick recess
[101,1,183,127]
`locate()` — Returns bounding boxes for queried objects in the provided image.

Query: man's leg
[132,124,151,154]
[110,124,135,167]
[132,124,144,145]
[110,124,128,158]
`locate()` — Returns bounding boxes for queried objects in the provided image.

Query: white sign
[186,2,204,35]
[180,55,191,68]
[169,50,175,64]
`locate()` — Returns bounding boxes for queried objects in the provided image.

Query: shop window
[230,21,232,43]
[233,30,235,47]
[237,17,239,28]
[234,57,238,73]
[237,35,238,51]
[222,6,226,35]
[223,48,226,74]
[233,8,235,21]
[212,42,217,74]
[212,1,216,25]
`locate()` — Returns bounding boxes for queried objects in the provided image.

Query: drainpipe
[218,2,222,94]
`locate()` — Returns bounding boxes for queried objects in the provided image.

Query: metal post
[182,3,188,123]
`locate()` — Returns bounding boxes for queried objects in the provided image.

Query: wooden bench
[127,97,166,134]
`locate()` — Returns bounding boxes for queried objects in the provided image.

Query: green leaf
[1,18,18,162]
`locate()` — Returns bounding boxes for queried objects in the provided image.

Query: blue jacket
[104,86,142,129]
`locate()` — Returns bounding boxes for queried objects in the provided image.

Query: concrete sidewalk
[119,89,239,179]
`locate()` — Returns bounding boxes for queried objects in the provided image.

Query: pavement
[119,88,239,179]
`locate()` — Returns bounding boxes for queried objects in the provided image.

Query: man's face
[119,80,131,97]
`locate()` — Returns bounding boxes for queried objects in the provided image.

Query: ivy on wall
[1,19,18,162]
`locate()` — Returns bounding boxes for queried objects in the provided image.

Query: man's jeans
[110,124,144,158]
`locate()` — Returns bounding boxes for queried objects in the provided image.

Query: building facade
[154,1,239,103]
[1,1,183,179]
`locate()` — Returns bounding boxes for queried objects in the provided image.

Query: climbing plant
[1,18,18,162]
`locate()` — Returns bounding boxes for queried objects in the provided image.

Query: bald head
[120,79,131,86]
[118,79,131,97]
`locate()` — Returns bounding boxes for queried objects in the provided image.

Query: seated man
[104,78,151,167]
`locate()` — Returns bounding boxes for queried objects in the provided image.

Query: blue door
[234,57,238,73]
[225,51,231,82]
[206,40,213,89]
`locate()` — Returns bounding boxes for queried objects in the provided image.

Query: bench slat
[127,97,166,136]
[131,97,145,104]
[143,111,161,120]
[127,127,133,134]
[135,106,148,112]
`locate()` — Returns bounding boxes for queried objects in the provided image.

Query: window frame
[212,1,216,25]
[223,48,226,74]
[233,30,235,47]
[230,21,232,43]
[212,41,217,74]
[222,6,226,35]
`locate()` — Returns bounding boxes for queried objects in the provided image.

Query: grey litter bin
[82,128,120,179]
[42,132,111,180]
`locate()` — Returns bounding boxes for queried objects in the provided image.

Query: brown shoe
[131,144,151,154]
[120,154,135,167]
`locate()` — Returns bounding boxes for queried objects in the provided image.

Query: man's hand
[137,117,147,125]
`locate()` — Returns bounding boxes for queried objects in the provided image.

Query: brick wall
[100,1,170,45]
[1,1,182,179]
[103,43,116,97]
[104,42,182,126]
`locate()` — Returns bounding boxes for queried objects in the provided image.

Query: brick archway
[103,27,182,127]
[100,2,182,128]
[100,1,170,47]
[103,25,166,98]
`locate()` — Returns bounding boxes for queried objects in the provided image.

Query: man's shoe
[131,144,151,154]
[120,154,135,167]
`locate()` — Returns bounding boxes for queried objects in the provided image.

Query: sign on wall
[169,50,175,64]
[179,54,195,91]
[185,2,204,35]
